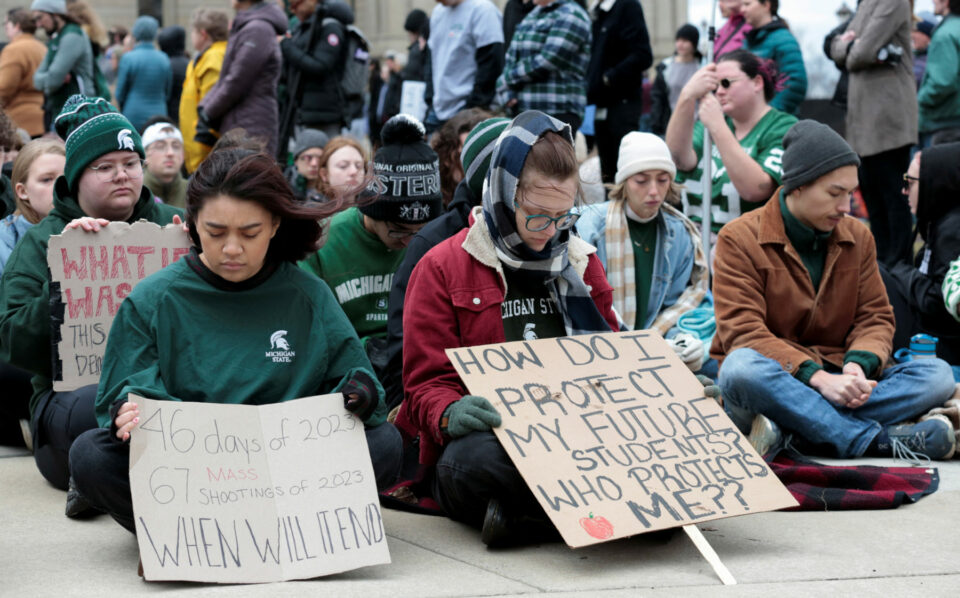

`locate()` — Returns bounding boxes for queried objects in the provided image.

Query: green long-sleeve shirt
[94,250,386,428]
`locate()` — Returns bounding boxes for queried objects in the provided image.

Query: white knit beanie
[615,132,676,184]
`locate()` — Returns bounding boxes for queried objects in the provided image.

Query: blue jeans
[719,348,955,458]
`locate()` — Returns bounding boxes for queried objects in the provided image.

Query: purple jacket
[714,14,752,58]
[200,2,287,157]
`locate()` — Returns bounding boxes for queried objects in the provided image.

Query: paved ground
[2,443,959,597]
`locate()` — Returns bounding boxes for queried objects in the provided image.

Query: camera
[877,43,904,65]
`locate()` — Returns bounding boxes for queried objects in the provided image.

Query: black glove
[194,106,219,146]
[339,370,379,422]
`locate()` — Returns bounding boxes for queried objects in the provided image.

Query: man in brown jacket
[713,120,956,461]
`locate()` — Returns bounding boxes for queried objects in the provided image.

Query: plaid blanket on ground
[769,454,939,510]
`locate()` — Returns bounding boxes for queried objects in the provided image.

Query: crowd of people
[2,0,960,550]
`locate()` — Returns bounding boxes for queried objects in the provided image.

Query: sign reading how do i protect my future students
[129,394,391,583]
[447,331,798,548]
[46,221,191,391]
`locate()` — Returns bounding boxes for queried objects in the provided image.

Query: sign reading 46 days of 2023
[128,394,390,583]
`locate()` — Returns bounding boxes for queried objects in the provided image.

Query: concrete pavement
[2,445,958,597]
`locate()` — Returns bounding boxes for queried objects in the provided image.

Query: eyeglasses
[902,173,919,193]
[519,206,580,232]
[146,140,183,153]
[88,158,145,182]
[718,77,745,89]
[386,227,418,239]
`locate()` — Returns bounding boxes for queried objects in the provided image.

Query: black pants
[0,360,32,447]
[70,421,404,533]
[552,112,582,137]
[30,384,99,490]
[859,145,913,267]
[432,431,545,529]
[594,99,642,184]
[880,263,960,366]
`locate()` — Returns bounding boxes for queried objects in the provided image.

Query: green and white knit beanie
[54,95,145,191]
[460,117,510,200]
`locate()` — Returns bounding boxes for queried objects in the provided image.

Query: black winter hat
[781,120,860,195]
[404,9,428,35]
[360,114,441,225]
[676,24,700,47]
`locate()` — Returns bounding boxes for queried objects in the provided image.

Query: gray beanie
[781,120,860,195]
[293,129,330,159]
[30,0,67,15]
[132,16,160,42]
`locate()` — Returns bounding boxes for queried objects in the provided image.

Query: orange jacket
[710,190,894,373]
[0,34,46,136]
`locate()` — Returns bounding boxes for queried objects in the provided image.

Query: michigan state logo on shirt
[265,330,295,363]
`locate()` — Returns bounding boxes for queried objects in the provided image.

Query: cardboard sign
[129,394,391,583]
[399,80,427,122]
[447,331,798,548]
[46,221,191,391]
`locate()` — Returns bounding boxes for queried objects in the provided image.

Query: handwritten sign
[129,394,390,583]
[46,221,191,391]
[447,331,797,548]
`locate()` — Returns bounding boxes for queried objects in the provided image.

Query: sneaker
[65,476,101,519]
[881,415,957,463]
[748,414,782,458]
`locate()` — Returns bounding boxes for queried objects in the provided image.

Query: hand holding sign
[446,331,797,549]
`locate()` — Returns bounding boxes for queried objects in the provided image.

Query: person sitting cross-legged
[714,120,957,462]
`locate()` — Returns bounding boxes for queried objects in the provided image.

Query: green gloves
[441,395,502,438]
[697,374,721,404]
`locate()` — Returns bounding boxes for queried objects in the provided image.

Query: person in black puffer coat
[280,0,353,140]
[881,142,960,365]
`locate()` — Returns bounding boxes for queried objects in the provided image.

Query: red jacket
[395,210,618,465]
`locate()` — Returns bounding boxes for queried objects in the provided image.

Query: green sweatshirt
[0,177,181,414]
[94,251,386,428]
[299,208,406,342]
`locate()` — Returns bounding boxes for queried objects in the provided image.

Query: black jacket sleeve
[465,42,504,109]
[649,62,670,136]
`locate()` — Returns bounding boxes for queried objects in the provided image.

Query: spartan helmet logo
[117,129,136,151]
[270,330,291,350]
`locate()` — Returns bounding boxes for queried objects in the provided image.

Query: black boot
[480,499,561,548]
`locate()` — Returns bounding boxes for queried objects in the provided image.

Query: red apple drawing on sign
[579,512,614,539]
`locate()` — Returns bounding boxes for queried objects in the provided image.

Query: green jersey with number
[676,107,797,232]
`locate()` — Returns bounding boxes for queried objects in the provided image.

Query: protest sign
[447,331,798,548]
[399,80,427,122]
[46,221,190,391]
[129,394,390,583]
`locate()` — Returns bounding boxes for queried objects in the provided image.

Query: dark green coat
[0,177,181,413]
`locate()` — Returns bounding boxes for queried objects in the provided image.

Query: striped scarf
[481,110,612,336]
[604,200,709,332]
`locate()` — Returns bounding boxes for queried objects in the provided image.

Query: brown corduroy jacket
[710,191,895,373]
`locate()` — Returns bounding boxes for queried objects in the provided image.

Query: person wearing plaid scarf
[394,110,618,546]
[577,132,709,371]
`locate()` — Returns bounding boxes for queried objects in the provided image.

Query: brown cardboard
[128,394,391,583]
[446,331,798,548]
[46,221,191,391]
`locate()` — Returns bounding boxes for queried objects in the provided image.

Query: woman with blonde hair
[1,138,65,273]
[577,132,709,371]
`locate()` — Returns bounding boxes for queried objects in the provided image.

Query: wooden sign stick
[683,524,736,585]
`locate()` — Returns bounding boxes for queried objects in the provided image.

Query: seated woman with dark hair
[69,149,402,533]
[395,111,619,547]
